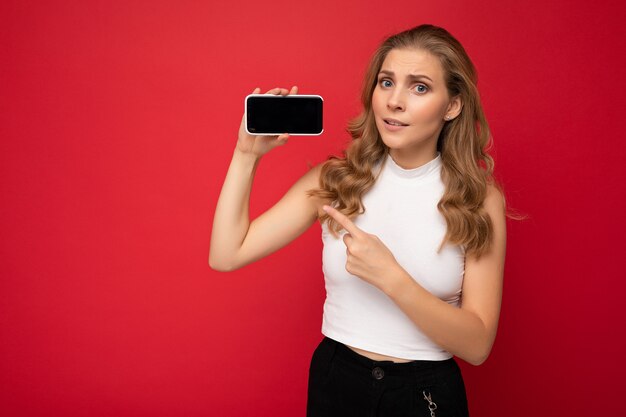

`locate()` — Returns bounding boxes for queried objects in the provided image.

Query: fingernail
[322,205,329,212]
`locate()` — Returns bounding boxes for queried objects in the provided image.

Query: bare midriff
[346,344,414,363]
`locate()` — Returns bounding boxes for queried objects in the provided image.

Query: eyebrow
[378,69,433,83]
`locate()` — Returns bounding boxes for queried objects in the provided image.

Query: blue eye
[380,79,393,88]
[414,84,428,94]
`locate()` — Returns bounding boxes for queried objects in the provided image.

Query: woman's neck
[388,147,439,169]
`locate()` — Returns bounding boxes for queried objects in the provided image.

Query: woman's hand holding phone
[236,86,298,157]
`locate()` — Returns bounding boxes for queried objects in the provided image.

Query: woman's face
[372,48,460,168]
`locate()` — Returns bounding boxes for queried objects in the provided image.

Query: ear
[443,95,462,121]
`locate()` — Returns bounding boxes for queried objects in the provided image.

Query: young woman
[210,24,506,417]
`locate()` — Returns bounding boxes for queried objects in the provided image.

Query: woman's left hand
[322,205,405,293]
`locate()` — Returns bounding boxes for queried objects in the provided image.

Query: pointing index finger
[322,205,363,237]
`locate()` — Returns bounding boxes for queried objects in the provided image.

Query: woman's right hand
[236,86,298,157]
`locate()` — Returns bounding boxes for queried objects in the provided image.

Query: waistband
[325,337,459,379]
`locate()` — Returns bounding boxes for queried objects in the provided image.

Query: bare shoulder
[482,183,507,251]
[484,184,506,219]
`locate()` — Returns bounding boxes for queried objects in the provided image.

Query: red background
[1,0,625,416]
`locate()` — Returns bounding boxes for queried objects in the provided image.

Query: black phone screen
[246,95,323,135]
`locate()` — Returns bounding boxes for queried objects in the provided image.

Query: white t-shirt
[321,152,465,360]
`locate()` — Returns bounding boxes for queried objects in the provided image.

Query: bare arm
[209,86,326,271]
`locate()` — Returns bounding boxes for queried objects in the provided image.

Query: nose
[386,89,405,111]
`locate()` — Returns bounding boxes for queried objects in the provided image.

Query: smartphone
[245,94,323,135]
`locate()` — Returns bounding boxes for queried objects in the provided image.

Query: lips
[383,118,409,126]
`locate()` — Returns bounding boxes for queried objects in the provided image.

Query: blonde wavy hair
[307,24,502,258]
